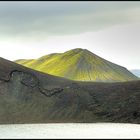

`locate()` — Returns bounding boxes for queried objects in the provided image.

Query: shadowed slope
[0,57,140,124]
[15,48,138,82]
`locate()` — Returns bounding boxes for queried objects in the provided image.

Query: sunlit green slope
[15,48,138,82]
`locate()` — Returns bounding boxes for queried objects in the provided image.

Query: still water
[0,123,140,139]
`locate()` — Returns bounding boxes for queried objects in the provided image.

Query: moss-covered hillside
[15,48,138,82]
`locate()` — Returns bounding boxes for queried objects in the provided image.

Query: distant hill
[15,48,138,82]
[131,69,140,77]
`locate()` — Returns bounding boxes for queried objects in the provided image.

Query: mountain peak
[15,48,138,82]
[67,48,84,53]
[65,48,93,56]
[68,48,89,52]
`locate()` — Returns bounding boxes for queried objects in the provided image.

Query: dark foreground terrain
[0,57,140,124]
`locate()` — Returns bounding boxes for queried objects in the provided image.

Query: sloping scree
[0,70,64,97]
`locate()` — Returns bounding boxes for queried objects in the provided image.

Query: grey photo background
[0,1,140,71]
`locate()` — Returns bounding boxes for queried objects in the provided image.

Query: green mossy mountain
[15,48,138,82]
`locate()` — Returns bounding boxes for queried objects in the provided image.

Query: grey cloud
[0,1,140,38]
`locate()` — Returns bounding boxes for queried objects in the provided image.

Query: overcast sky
[0,1,140,69]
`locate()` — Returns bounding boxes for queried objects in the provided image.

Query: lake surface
[0,123,140,139]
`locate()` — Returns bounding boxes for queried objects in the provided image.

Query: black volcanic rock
[0,57,140,124]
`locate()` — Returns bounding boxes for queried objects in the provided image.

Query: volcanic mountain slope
[15,48,138,82]
[0,57,140,124]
